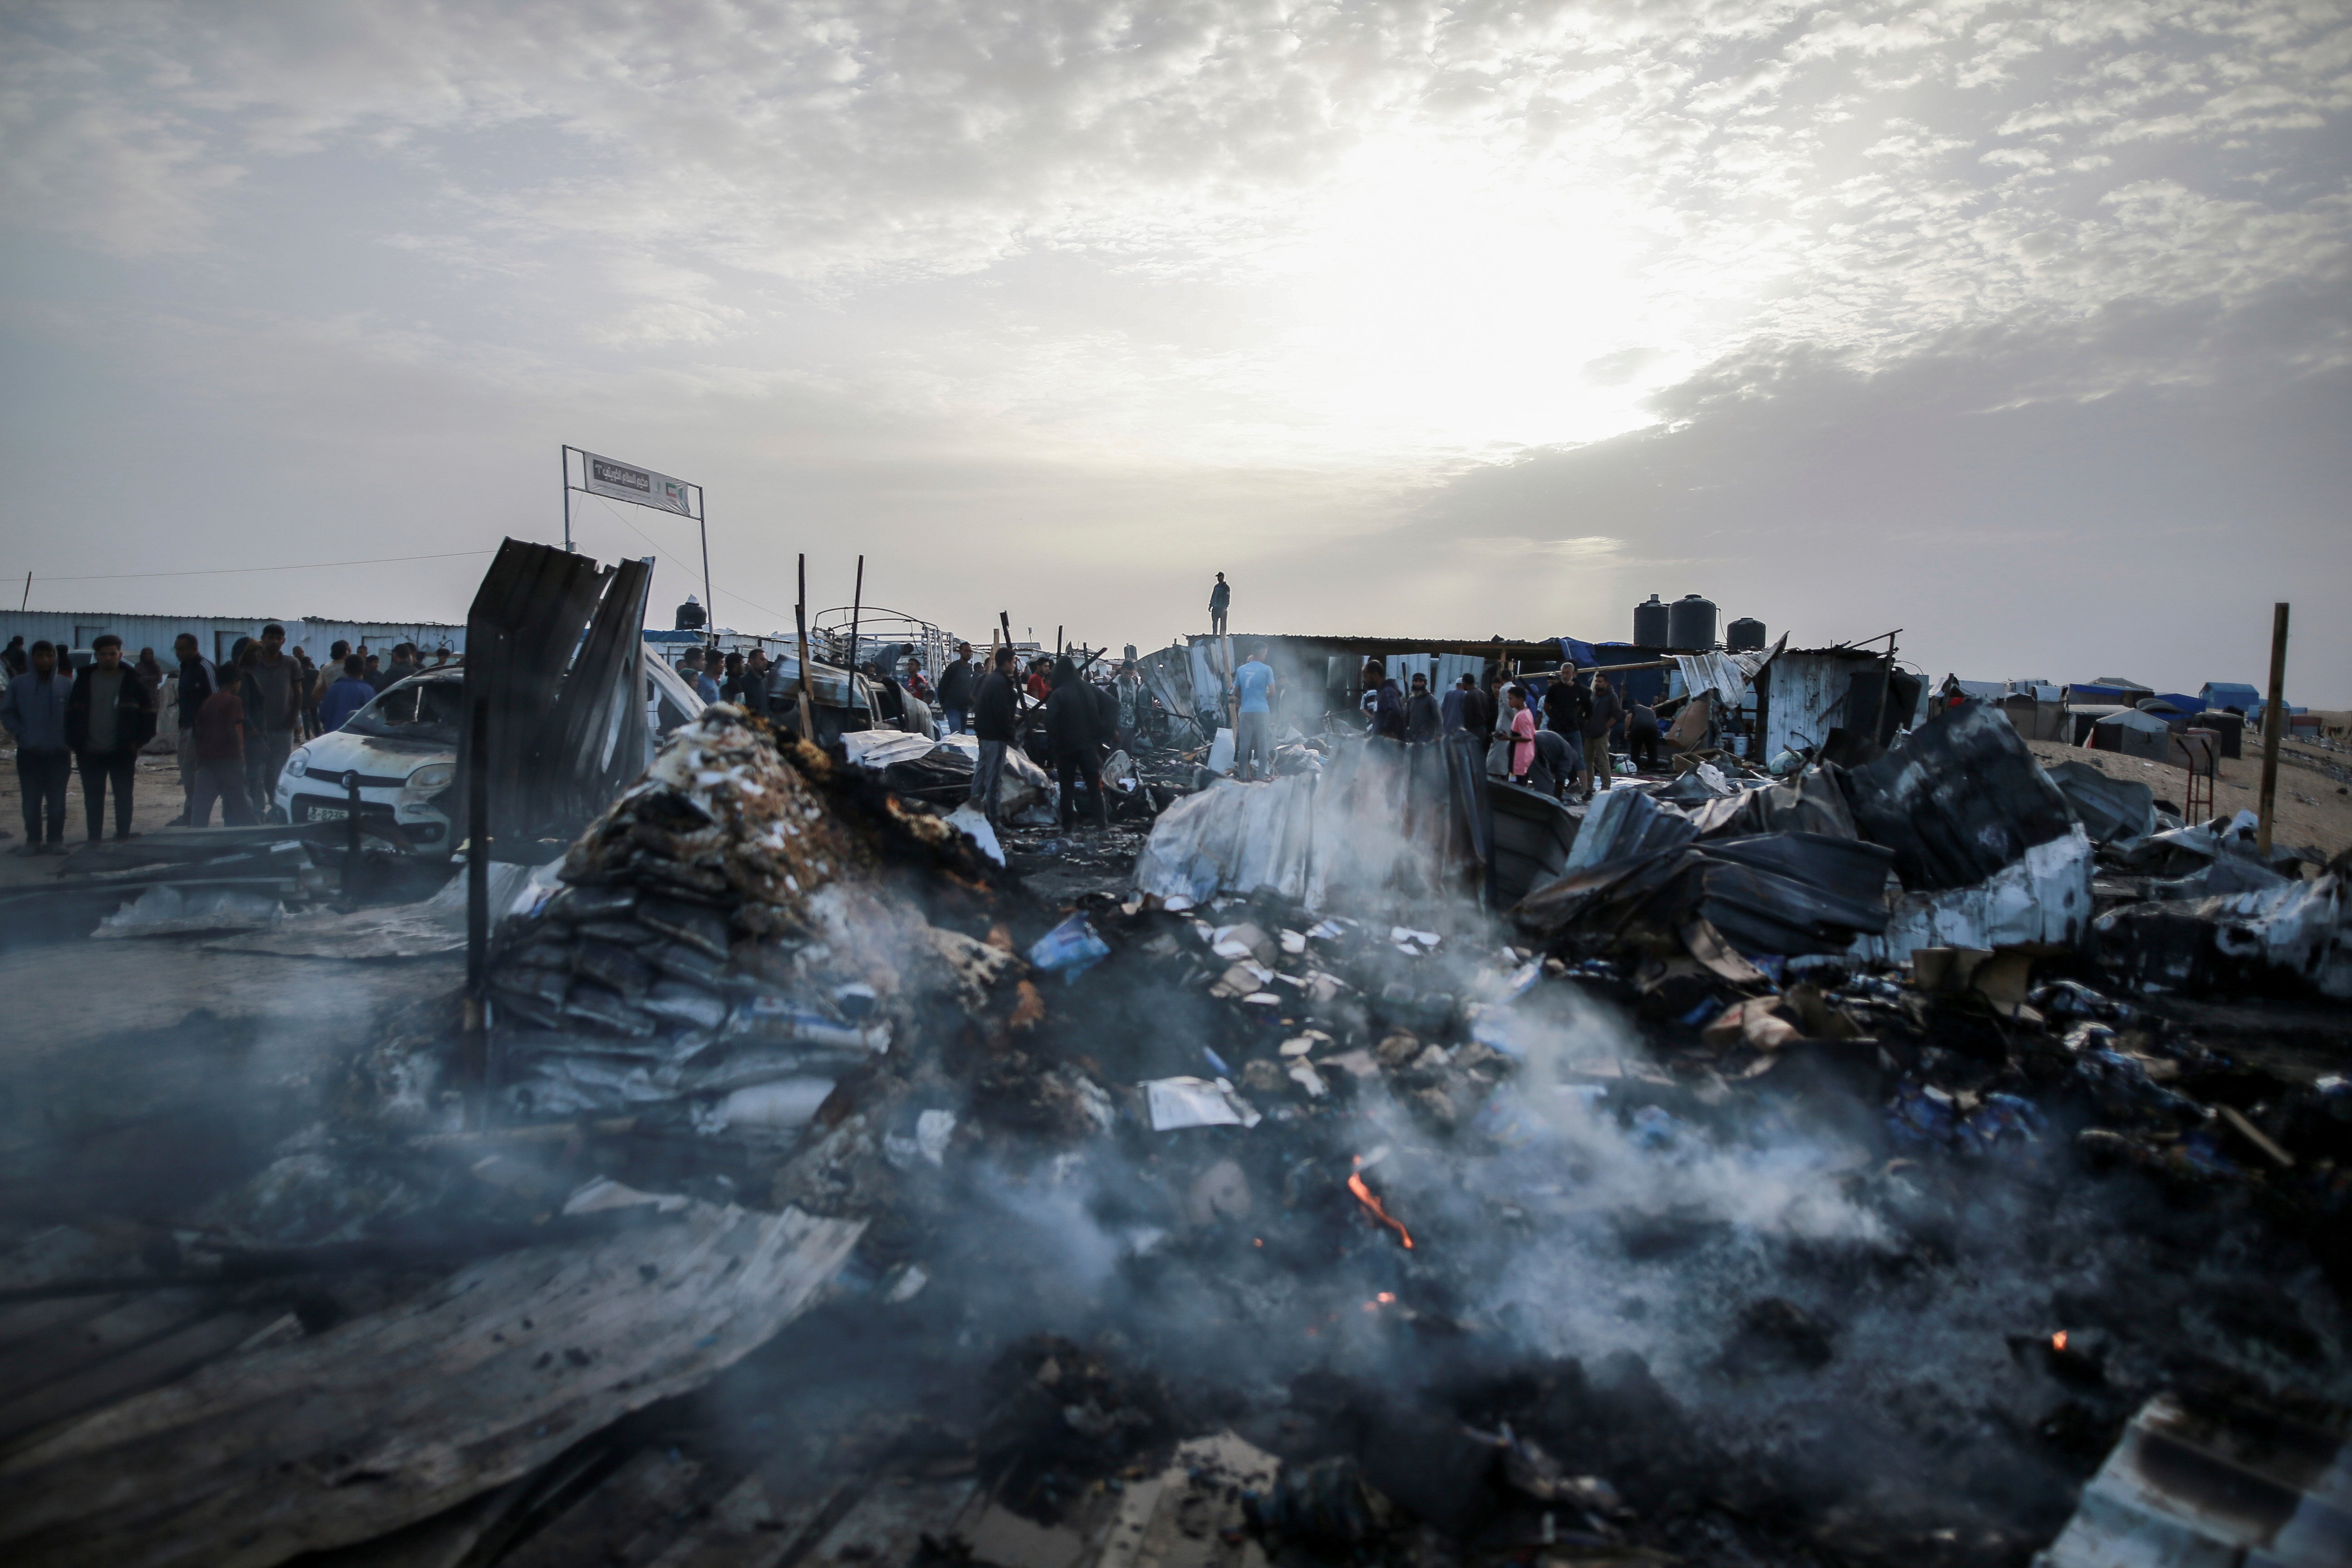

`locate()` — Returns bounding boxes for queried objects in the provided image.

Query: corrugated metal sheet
[0,611,466,668]
[1759,650,1891,759]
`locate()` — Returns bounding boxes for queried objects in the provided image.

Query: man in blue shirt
[1231,644,1276,781]
[318,656,378,732]
[3,641,75,853]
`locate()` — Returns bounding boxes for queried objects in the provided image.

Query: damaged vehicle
[274,645,707,855]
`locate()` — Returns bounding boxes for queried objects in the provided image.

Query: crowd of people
[0,628,457,852]
[1344,654,1682,800]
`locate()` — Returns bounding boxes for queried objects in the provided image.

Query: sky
[1,0,2346,700]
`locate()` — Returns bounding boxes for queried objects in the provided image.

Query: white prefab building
[0,611,466,668]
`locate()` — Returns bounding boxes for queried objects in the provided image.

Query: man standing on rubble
[1048,656,1109,828]
[1208,573,1230,637]
[239,623,302,818]
[1541,668,1588,789]
[937,642,977,735]
[66,634,157,842]
[3,640,74,853]
[970,645,1018,826]
[1114,662,1148,753]
[1578,673,1622,796]
[1231,644,1276,780]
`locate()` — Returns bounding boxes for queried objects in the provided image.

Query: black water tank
[1632,594,1671,647]
[674,595,707,632]
[1669,593,1717,649]
[1727,616,1766,652]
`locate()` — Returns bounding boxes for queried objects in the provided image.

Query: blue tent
[2199,682,2261,712]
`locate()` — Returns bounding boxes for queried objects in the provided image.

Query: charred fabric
[2,686,2350,1568]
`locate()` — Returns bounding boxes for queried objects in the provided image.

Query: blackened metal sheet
[1842,698,2074,891]
[530,556,651,840]
[457,540,619,859]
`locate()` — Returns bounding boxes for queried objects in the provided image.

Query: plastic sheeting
[1133,736,1482,912]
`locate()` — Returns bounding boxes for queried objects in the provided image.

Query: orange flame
[2051,1331,2068,1352]
[1348,1172,1414,1250]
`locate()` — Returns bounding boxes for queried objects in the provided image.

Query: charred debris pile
[2,702,2349,1568]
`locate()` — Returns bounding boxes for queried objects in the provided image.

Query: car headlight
[285,750,308,778]
[407,763,456,791]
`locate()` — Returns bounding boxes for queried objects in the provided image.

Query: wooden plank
[0,1290,221,1413]
[497,1447,705,1568]
[0,1202,864,1568]
[0,1307,281,1450]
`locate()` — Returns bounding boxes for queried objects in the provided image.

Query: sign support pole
[559,445,573,553]
[696,487,713,638]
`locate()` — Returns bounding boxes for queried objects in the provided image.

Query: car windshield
[345,675,464,745]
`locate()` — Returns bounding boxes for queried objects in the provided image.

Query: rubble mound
[558,702,860,933]
[486,707,949,1127]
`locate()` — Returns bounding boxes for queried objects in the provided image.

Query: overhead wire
[578,494,796,629]
[10,550,497,583]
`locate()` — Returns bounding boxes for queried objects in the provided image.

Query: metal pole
[2255,602,2289,858]
[848,554,864,682]
[794,554,816,741]
[343,769,363,902]
[560,446,573,554]
[696,487,712,642]
[18,572,28,612]
[463,696,491,1123]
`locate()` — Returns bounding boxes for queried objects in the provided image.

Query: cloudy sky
[3,0,2346,697]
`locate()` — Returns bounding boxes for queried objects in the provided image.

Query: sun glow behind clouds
[1229,135,1715,461]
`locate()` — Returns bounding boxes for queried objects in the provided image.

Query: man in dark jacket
[189,671,255,827]
[170,632,218,826]
[936,642,977,735]
[1405,673,1442,741]
[1540,670,1588,785]
[1579,674,1623,797]
[1,635,26,678]
[1208,573,1230,637]
[65,633,157,842]
[1046,657,1107,829]
[3,640,75,852]
[1460,674,1491,744]
[969,646,1019,826]
[240,623,303,818]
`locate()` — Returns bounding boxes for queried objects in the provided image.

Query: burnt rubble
[0,695,2347,1568]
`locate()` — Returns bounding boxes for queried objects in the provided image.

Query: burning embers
[1348,1156,1414,1250]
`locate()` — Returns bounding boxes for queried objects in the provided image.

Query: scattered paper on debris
[1143,1075,1262,1130]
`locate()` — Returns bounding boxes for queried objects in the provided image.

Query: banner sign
[583,452,695,516]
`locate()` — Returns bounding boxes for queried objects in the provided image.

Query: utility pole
[848,555,865,676]
[2255,602,2289,858]
[794,554,817,741]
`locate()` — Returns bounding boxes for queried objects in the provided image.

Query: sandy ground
[0,746,193,888]
[2024,735,2352,862]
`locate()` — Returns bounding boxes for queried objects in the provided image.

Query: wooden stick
[2256,602,2288,857]
[794,554,816,740]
